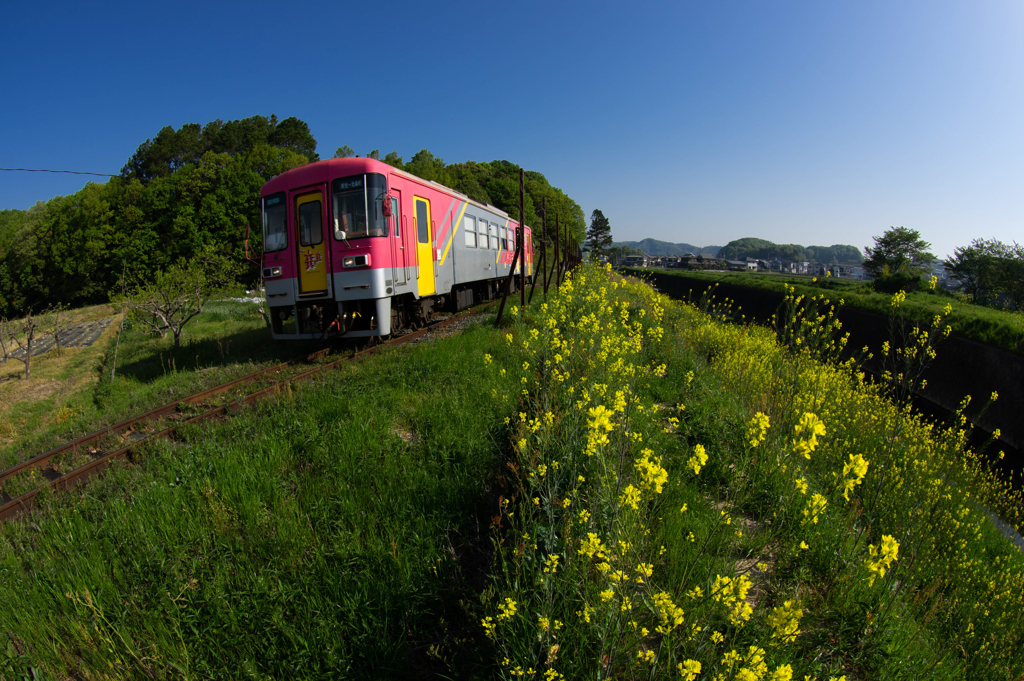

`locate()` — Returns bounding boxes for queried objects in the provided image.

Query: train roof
[262,157,515,223]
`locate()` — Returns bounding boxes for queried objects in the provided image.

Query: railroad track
[0,306,492,522]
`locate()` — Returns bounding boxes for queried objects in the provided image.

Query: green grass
[0,301,321,473]
[1,270,1023,679]
[636,268,1024,356]
[1,318,509,680]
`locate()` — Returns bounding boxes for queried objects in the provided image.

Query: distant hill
[715,238,863,264]
[613,239,722,257]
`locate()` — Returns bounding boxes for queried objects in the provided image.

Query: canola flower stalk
[479,263,1024,679]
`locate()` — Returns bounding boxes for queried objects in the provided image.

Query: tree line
[943,238,1024,309]
[862,226,1023,309]
[332,146,586,245]
[717,238,863,264]
[0,119,586,319]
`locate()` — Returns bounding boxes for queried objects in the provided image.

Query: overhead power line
[0,167,117,178]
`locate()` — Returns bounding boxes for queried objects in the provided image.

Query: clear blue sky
[2,0,1022,260]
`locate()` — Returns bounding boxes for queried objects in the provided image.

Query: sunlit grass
[2,268,1022,679]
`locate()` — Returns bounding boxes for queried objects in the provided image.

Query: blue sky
[2,0,1021,260]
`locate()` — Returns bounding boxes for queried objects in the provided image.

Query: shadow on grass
[112,325,320,384]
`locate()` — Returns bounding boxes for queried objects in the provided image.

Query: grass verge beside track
[1,318,508,679]
[632,268,1024,356]
[2,268,1023,679]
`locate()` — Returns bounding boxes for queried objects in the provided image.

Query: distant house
[622,255,648,268]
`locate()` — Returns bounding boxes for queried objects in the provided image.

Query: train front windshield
[332,173,388,239]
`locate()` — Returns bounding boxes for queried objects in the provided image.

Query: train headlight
[342,254,370,268]
[262,266,282,278]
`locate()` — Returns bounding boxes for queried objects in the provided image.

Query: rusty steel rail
[0,306,489,522]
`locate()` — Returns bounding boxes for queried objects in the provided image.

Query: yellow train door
[414,197,435,296]
[295,190,328,296]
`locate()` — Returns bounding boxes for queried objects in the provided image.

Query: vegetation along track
[0,305,493,521]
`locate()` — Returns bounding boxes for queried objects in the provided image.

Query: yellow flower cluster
[711,574,754,625]
[652,591,685,634]
[841,453,869,501]
[801,493,827,526]
[792,412,826,460]
[747,412,770,448]
[865,535,899,586]
[766,599,803,643]
[686,444,708,475]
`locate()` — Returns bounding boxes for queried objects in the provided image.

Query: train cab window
[463,215,477,247]
[263,193,287,252]
[331,173,388,239]
[332,175,367,239]
[298,200,323,246]
[488,223,499,250]
[478,220,489,248]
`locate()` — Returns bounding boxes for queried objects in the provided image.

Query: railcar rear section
[259,157,533,339]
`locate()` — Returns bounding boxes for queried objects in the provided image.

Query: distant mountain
[613,239,722,257]
[716,238,863,264]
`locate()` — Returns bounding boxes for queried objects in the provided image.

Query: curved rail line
[0,306,491,522]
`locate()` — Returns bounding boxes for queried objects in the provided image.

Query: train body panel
[259,158,532,339]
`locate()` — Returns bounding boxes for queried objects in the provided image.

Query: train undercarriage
[269,277,518,340]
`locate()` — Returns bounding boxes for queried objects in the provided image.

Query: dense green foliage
[945,237,1024,309]
[121,115,319,181]
[717,237,863,264]
[382,149,586,244]
[0,116,311,317]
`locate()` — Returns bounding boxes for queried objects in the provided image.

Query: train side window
[392,197,400,237]
[509,229,515,252]
[488,223,499,250]
[478,220,489,248]
[463,215,477,247]
[501,227,508,251]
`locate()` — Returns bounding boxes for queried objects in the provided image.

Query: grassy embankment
[2,267,1023,679]
[0,300,327,497]
[636,268,1024,356]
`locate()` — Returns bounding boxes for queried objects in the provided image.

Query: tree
[995,242,1024,310]
[43,303,71,358]
[585,209,613,261]
[267,116,319,161]
[0,311,40,379]
[334,145,355,158]
[382,152,403,168]
[115,247,242,348]
[944,239,1002,303]
[863,226,936,279]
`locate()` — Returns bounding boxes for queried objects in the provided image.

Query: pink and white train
[258,157,533,339]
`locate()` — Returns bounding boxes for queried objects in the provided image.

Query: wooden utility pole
[518,168,526,309]
[557,210,565,288]
[528,198,546,304]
